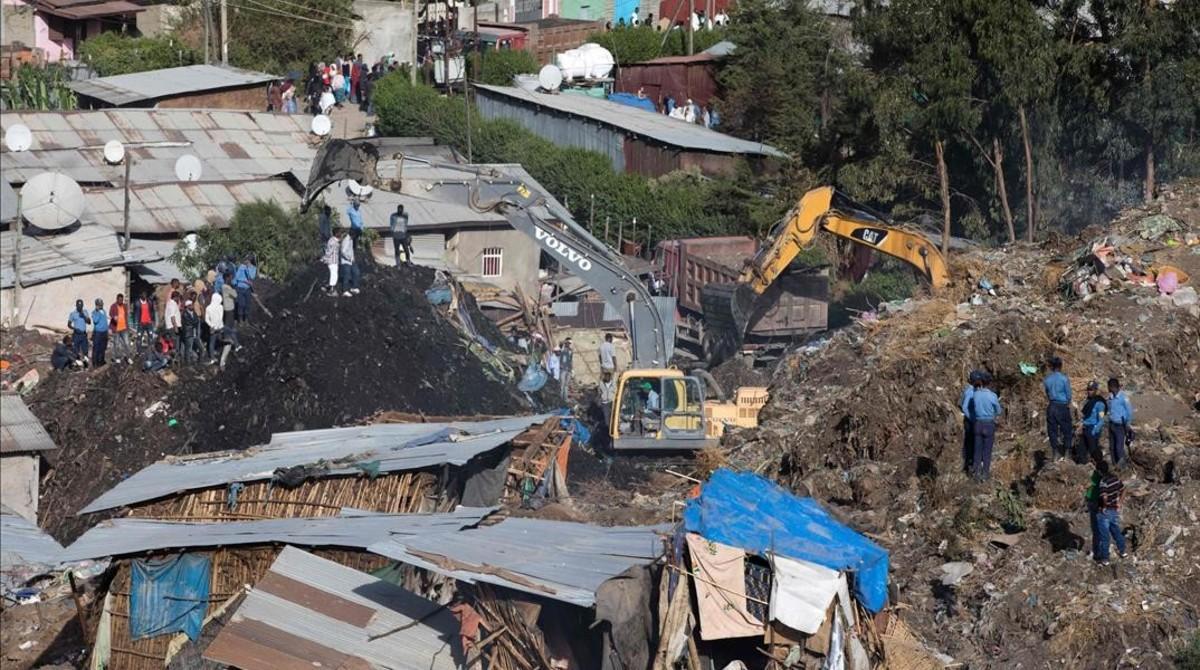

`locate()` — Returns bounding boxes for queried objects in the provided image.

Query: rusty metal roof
[0,224,159,289]
[204,547,459,670]
[85,179,302,234]
[69,65,274,107]
[0,395,57,454]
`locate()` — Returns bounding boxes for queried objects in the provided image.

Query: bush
[171,200,319,282]
[0,64,76,110]
[79,33,198,76]
[372,74,774,243]
[587,25,729,65]
[474,49,539,86]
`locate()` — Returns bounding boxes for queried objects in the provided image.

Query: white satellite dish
[5,124,32,152]
[537,64,563,91]
[20,172,85,230]
[347,180,373,197]
[174,154,203,182]
[311,114,332,136]
[103,140,125,165]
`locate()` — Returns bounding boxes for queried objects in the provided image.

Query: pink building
[1,0,143,63]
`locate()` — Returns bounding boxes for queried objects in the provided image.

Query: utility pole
[121,156,133,251]
[410,0,418,85]
[220,0,229,64]
[687,0,694,55]
[464,80,472,161]
[12,193,22,323]
[202,0,211,64]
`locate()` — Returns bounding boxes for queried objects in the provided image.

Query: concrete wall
[1,0,36,50]
[446,227,539,296]
[1,267,128,331]
[0,453,39,521]
[135,3,184,38]
[353,0,416,68]
[553,326,631,387]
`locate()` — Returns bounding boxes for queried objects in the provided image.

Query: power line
[226,0,352,29]
[246,0,353,23]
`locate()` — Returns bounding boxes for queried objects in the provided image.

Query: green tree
[171,200,319,282]
[0,64,77,110]
[473,49,539,86]
[179,0,354,75]
[587,25,727,65]
[78,33,198,76]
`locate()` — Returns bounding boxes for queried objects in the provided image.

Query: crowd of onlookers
[53,257,259,374]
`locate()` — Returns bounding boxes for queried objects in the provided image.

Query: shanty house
[69,64,275,110]
[0,0,144,62]
[614,52,721,108]
[473,84,786,177]
[0,395,57,521]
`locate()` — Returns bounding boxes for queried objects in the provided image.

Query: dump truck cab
[610,369,768,451]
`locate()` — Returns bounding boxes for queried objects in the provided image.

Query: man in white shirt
[599,333,617,375]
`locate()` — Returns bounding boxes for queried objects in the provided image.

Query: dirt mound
[724,192,1200,666]
[28,264,539,543]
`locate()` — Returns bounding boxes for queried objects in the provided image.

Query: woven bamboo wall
[126,471,443,521]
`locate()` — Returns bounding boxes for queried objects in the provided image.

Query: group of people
[306,55,399,117]
[959,357,1134,565]
[53,257,259,374]
[645,90,720,129]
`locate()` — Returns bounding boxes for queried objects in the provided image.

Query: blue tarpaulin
[608,92,657,113]
[554,409,592,445]
[683,469,890,612]
[130,554,211,640]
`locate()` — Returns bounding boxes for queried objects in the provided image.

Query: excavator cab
[610,369,716,451]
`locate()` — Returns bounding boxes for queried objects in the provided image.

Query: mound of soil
[28,264,536,542]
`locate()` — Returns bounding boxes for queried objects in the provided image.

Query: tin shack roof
[69,65,275,107]
[370,517,666,607]
[473,84,786,157]
[0,506,65,572]
[0,394,57,454]
[61,507,494,562]
[204,546,459,670]
[0,224,159,289]
[80,415,553,514]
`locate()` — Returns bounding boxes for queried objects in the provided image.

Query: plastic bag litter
[517,361,548,392]
[1158,271,1179,295]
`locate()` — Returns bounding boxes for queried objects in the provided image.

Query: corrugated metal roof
[84,179,301,234]
[61,507,493,562]
[0,507,65,571]
[369,518,667,607]
[80,415,554,514]
[0,395,57,454]
[1,181,16,223]
[69,65,275,107]
[0,224,157,288]
[204,547,459,670]
[473,85,786,157]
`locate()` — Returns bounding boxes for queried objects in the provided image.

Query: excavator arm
[702,186,950,345]
[300,138,674,368]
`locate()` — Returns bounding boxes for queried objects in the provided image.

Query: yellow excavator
[701,186,951,353]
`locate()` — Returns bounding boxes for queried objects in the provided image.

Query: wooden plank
[204,618,360,670]
[253,572,376,628]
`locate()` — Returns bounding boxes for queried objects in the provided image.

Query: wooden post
[12,192,22,323]
[589,193,594,231]
[121,155,132,251]
[605,215,610,244]
[687,0,694,55]
[68,572,93,645]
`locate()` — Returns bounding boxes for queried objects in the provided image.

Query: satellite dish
[5,124,32,152]
[537,64,563,91]
[347,180,373,197]
[19,172,85,230]
[311,114,332,136]
[174,154,203,182]
[103,140,125,164]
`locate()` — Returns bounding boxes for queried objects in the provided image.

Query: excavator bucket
[700,282,758,357]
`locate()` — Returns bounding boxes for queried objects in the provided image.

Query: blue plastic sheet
[517,361,548,392]
[683,469,890,612]
[130,554,211,640]
[608,92,657,112]
[555,409,592,445]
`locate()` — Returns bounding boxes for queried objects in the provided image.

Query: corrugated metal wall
[476,90,627,172]
[614,60,718,107]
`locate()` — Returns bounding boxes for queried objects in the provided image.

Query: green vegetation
[78,33,198,76]
[372,74,784,243]
[171,200,318,282]
[1,64,77,110]
[1177,631,1200,669]
[473,49,540,86]
[586,25,727,65]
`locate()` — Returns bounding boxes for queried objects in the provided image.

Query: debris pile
[25,264,542,542]
[722,187,1200,666]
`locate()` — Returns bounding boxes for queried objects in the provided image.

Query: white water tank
[554,49,587,79]
[513,74,541,91]
[578,43,615,78]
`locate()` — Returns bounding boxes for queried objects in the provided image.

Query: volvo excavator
[299,138,766,451]
[700,186,951,358]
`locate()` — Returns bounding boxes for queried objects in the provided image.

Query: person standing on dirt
[234,255,257,324]
[1107,378,1134,467]
[559,338,574,404]
[220,271,242,351]
[1043,357,1073,460]
[323,230,341,295]
[67,299,91,365]
[205,292,225,363]
[1092,459,1128,566]
[1080,381,1107,463]
[390,205,413,267]
[599,333,617,376]
[969,373,1002,481]
[181,296,202,364]
[339,228,360,296]
[960,370,981,473]
[109,293,133,364]
[346,200,365,254]
[133,291,156,353]
[91,298,109,367]
[164,290,182,351]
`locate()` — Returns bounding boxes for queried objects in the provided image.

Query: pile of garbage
[720,188,1200,666]
[24,264,544,542]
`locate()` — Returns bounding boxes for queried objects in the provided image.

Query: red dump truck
[656,237,829,364]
